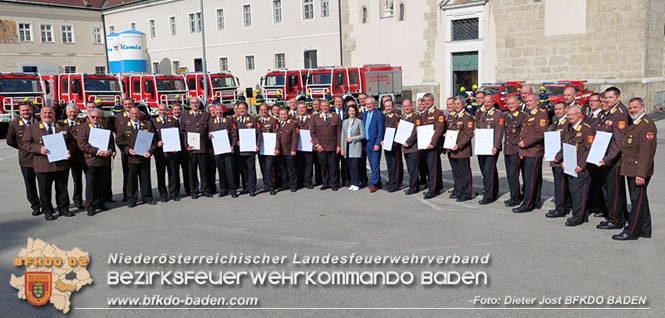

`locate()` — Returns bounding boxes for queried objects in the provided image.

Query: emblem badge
[627,138,632,144]
[25,272,52,306]
[539,119,546,127]
[498,118,504,125]
[587,135,594,144]
[467,121,473,128]
[618,121,626,129]
[646,132,654,141]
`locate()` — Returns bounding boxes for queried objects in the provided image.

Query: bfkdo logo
[10,238,93,314]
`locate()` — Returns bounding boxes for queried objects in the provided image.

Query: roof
[0,0,142,9]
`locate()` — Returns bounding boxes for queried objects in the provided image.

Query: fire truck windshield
[309,73,332,85]
[156,79,186,91]
[210,76,236,88]
[84,78,120,92]
[479,86,500,95]
[264,75,285,86]
[0,78,41,93]
[545,86,565,96]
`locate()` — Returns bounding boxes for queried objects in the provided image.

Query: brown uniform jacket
[383,110,402,151]
[277,119,299,155]
[475,107,505,151]
[114,111,145,133]
[6,117,35,167]
[296,114,313,130]
[584,110,604,129]
[504,111,526,156]
[420,106,446,148]
[401,112,420,154]
[548,118,570,168]
[60,118,85,166]
[310,112,341,152]
[447,111,474,158]
[180,109,210,154]
[20,121,70,173]
[115,119,157,164]
[233,115,262,156]
[152,116,177,157]
[555,121,595,171]
[519,107,549,157]
[598,103,629,167]
[259,116,279,133]
[208,116,238,154]
[620,115,657,178]
[77,123,116,167]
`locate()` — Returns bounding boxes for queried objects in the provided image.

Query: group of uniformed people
[6,86,656,240]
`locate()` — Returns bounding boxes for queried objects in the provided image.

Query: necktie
[300,116,305,122]
[70,122,74,128]
[194,112,198,117]
[324,113,328,122]
[47,125,53,134]
[262,118,266,124]
[26,120,31,126]
[365,111,372,139]
[95,125,100,129]
[175,118,180,127]
[241,117,245,125]
[281,121,285,128]
[134,123,139,132]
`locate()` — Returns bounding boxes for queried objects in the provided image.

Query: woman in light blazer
[340,105,365,191]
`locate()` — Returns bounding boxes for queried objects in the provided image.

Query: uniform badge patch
[646,132,654,141]
[467,121,473,128]
[498,118,504,125]
[438,116,444,123]
[539,119,546,127]
[618,121,626,129]
[587,135,594,144]
[416,119,421,125]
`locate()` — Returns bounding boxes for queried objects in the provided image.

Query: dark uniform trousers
[522,156,543,210]
[279,155,297,190]
[189,153,210,196]
[418,150,428,185]
[404,152,420,192]
[258,155,276,191]
[587,164,607,216]
[425,149,443,194]
[338,153,350,186]
[478,154,499,200]
[567,171,590,223]
[449,155,473,199]
[384,147,403,191]
[36,170,70,214]
[238,154,258,193]
[103,162,113,201]
[313,151,323,186]
[154,152,168,200]
[69,161,85,205]
[552,167,572,214]
[504,154,522,202]
[175,151,191,196]
[86,166,108,209]
[233,153,244,189]
[127,160,153,204]
[625,177,651,237]
[317,151,339,188]
[359,140,368,186]
[296,151,313,188]
[120,152,130,200]
[602,164,628,226]
[21,167,41,211]
[214,154,236,194]
[205,154,217,195]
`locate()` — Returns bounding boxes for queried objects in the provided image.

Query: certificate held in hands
[443,130,459,149]
[239,128,257,152]
[133,130,154,156]
[586,131,612,165]
[474,128,494,155]
[211,130,232,155]
[298,129,313,152]
[160,127,181,152]
[544,131,561,161]
[187,132,201,150]
[417,124,434,150]
[383,127,396,151]
[42,133,68,162]
[563,143,578,177]
[260,133,277,156]
[88,127,110,151]
[394,119,414,145]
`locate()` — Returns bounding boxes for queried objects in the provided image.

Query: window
[275,53,285,68]
[304,50,317,68]
[243,5,252,27]
[153,62,160,74]
[169,17,177,36]
[18,23,33,42]
[245,55,255,71]
[216,9,225,30]
[40,24,53,43]
[303,0,314,20]
[451,18,479,41]
[273,0,282,24]
[64,66,77,73]
[361,6,368,24]
[61,25,74,43]
[130,22,136,30]
[321,0,330,18]
[219,57,228,72]
[189,12,202,33]
[149,20,156,38]
[92,26,103,44]
[398,3,405,21]
[109,25,115,34]
[172,60,180,71]
[95,66,106,74]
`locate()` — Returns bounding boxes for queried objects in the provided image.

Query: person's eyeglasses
[589,99,600,102]
[89,116,101,119]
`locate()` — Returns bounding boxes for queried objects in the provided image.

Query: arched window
[398,3,405,21]
[361,6,368,24]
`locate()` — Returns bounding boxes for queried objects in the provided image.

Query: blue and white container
[106,33,121,73]
[118,30,148,73]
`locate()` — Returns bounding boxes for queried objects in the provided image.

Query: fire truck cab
[120,74,187,116]
[260,69,310,104]
[183,72,239,108]
[0,72,46,122]
[478,81,524,110]
[307,64,403,106]
[542,80,594,108]
[44,73,123,117]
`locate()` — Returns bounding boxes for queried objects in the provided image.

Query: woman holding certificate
[340,105,365,191]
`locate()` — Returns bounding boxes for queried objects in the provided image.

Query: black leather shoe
[218,192,227,198]
[504,199,520,207]
[173,196,181,201]
[332,187,338,191]
[290,188,297,192]
[320,185,329,190]
[404,189,416,195]
[597,222,622,230]
[387,188,396,193]
[593,212,605,218]
[75,202,85,209]
[107,199,117,203]
[249,191,256,197]
[44,213,57,221]
[32,209,42,216]
[204,193,213,198]
[62,211,74,217]
[307,185,314,189]
[423,192,437,200]
[128,202,137,208]
[513,206,533,213]
[191,194,199,200]
[547,209,556,213]
[565,219,584,227]
[161,198,168,203]
[546,211,567,218]
[147,201,157,205]
[99,205,110,211]
[640,233,651,238]
[478,198,495,205]
[270,189,277,195]
[231,192,239,198]
[87,209,96,216]
[612,232,638,241]
[449,193,459,199]
[456,197,471,202]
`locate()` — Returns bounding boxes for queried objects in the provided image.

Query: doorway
[304,50,318,68]
[451,51,478,96]
[194,58,203,72]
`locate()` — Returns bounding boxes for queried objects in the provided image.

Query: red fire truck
[0,72,46,122]
[119,74,187,116]
[42,73,124,116]
[260,69,311,104]
[306,64,403,104]
[542,80,594,108]
[478,81,524,110]
[183,72,239,107]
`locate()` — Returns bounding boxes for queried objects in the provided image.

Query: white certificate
[586,131,611,165]
[417,124,435,150]
[43,132,68,162]
[544,131,561,161]
[239,128,257,152]
[260,132,277,156]
[475,128,494,155]
[160,128,181,152]
[187,132,201,150]
[88,127,110,151]
[211,130,232,155]
[443,130,459,149]
[298,129,313,152]
[133,130,154,156]
[394,119,414,145]
[383,127,397,151]
[563,143,578,177]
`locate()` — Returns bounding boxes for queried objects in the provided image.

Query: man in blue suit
[363,97,384,192]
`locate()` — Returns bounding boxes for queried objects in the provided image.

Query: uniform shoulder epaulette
[583,123,591,128]
[307,114,311,118]
[618,108,624,114]
[644,118,650,123]
[287,119,291,123]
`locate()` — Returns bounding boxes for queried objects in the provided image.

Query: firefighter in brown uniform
[6,101,41,215]
[115,99,145,201]
[382,100,403,192]
[257,103,280,195]
[152,103,174,202]
[77,108,115,215]
[545,101,572,218]
[612,97,656,240]
[596,87,630,230]
[400,99,421,194]
[277,108,300,192]
[59,104,86,209]
[233,101,262,196]
[116,106,157,207]
[20,106,71,220]
[503,96,526,207]
[554,105,596,226]
[181,97,212,199]
[310,99,342,191]
[295,101,315,189]
[169,104,191,198]
[421,93,446,199]
[584,93,607,218]
[208,103,238,198]
[447,96,475,202]
[514,93,548,213]
[476,95,505,204]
